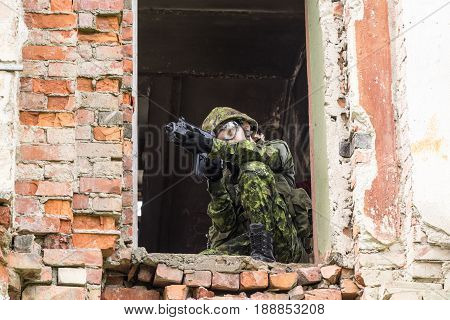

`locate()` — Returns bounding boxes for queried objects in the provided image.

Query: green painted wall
[305,0,331,260]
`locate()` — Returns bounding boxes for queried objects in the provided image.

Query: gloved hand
[181,130,213,154]
[204,157,223,181]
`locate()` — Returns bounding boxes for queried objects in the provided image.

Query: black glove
[204,157,223,181]
[181,130,213,154]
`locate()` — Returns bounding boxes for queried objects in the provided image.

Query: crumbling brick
[269,272,298,291]
[304,289,342,300]
[250,292,289,300]
[102,286,160,300]
[153,264,183,287]
[192,286,215,299]
[239,270,268,291]
[163,285,189,300]
[184,270,212,288]
[320,265,342,285]
[22,285,86,300]
[297,267,322,285]
[43,249,103,267]
[211,272,239,292]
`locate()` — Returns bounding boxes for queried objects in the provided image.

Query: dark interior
[138,0,310,254]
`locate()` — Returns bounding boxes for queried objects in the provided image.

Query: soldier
[181,107,311,263]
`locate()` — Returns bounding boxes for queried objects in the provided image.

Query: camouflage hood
[202,107,258,133]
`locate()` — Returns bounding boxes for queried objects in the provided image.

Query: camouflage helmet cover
[201,107,258,133]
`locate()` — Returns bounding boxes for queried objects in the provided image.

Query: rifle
[165,117,223,181]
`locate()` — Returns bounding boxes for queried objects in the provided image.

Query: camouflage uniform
[199,107,311,263]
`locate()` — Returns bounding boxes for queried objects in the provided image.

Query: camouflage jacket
[205,138,311,249]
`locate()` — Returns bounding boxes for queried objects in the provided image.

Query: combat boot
[249,223,276,263]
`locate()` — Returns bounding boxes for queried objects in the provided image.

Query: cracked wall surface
[0,0,28,299]
[1,0,449,300]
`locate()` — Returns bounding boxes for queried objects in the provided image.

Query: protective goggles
[216,120,253,141]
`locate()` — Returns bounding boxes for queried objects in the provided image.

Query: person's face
[216,120,253,143]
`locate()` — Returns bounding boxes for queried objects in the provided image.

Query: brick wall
[101,251,361,300]
[7,0,134,300]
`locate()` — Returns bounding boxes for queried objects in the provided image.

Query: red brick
[102,287,160,300]
[36,181,72,196]
[20,145,75,161]
[122,208,133,225]
[121,26,132,41]
[44,200,73,221]
[77,77,94,92]
[80,177,121,194]
[122,75,132,88]
[153,264,183,287]
[163,285,189,300]
[20,127,46,143]
[340,279,360,300]
[50,0,73,11]
[95,45,123,60]
[0,265,9,285]
[304,289,342,300]
[20,112,75,127]
[48,96,75,111]
[15,181,39,196]
[48,62,76,77]
[22,285,86,300]
[73,216,115,231]
[23,0,50,11]
[192,287,215,299]
[122,191,132,207]
[123,141,132,157]
[0,206,10,228]
[122,92,132,105]
[75,109,94,124]
[269,272,298,290]
[21,78,33,92]
[43,234,73,249]
[122,44,132,57]
[96,16,119,30]
[92,197,122,211]
[96,78,119,92]
[73,194,89,210]
[122,10,133,26]
[49,30,77,44]
[74,0,124,10]
[25,13,76,29]
[19,92,47,110]
[250,292,288,300]
[122,108,133,123]
[31,266,53,284]
[32,79,74,95]
[72,233,118,250]
[137,265,154,283]
[123,156,132,170]
[297,267,322,285]
[320,265,342,285]
[23,46,74,61]
[15,197,40,215]
[43,248,103,267]
[7,252,43,272]
[240,271,268,290]
[184,271,212,288]
[93,126,121,141]
[123,59,132,73]
[59,220,72,233]
[78,32,118,43]
[16,216,61,234]
[87,268,103,284]
[211,272,240,291]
